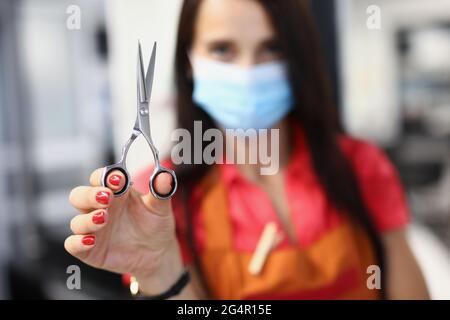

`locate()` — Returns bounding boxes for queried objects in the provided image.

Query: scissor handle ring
[149,167,177,200]
[102,164,131,197]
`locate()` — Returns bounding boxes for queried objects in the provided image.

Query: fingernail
[92,211,105,224]
[82,235,95,246]
[96,191,110,205]
[109,175,121,186]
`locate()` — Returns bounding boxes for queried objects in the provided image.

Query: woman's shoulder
[339,134,387,165]
[339,134,396,178]
[338,134,410,232]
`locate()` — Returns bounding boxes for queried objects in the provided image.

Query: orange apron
[194,168,380,300]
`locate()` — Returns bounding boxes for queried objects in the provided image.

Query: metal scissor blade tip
[137,42,144,64]
[137,42,146,103]
[137,41,143,56]
[145,42,157,102]
[149,42,156,67]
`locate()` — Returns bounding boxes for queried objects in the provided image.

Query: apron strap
[199,167,234,251]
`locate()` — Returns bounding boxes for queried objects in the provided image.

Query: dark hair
[174,0,385,298]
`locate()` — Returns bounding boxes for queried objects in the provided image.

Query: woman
[65,0,429,299]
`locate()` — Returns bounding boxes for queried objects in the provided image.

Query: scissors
[101,41,177,200]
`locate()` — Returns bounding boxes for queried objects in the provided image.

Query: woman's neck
[225,118,292,183]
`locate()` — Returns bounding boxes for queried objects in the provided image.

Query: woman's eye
[263,43,281,56]
[212,45,229,55]
[208,42,234,60]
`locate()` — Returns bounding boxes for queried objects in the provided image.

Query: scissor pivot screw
[139,107,149,116]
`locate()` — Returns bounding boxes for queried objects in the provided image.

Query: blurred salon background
[0,0,449,299]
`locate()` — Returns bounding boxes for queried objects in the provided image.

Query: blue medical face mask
[190,55,294,130]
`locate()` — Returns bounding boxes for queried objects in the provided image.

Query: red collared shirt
[134,127,409,263]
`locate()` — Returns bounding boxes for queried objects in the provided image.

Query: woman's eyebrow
[205,39,235,48]
[204,37,234,44]
[258,37,279,47]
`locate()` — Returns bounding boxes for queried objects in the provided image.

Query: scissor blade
[137,41,147,103]
[145,42,157,104]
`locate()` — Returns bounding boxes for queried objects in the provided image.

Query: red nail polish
[92,211,105,224]
[96,191,110,205]
[82,235,95,246]
[109,175,121,186]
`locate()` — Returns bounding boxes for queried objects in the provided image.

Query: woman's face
[191,0,282,67]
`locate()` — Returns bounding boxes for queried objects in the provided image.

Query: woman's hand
[64,168,185,295]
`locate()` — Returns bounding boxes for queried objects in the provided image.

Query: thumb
[141,172,174,215]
